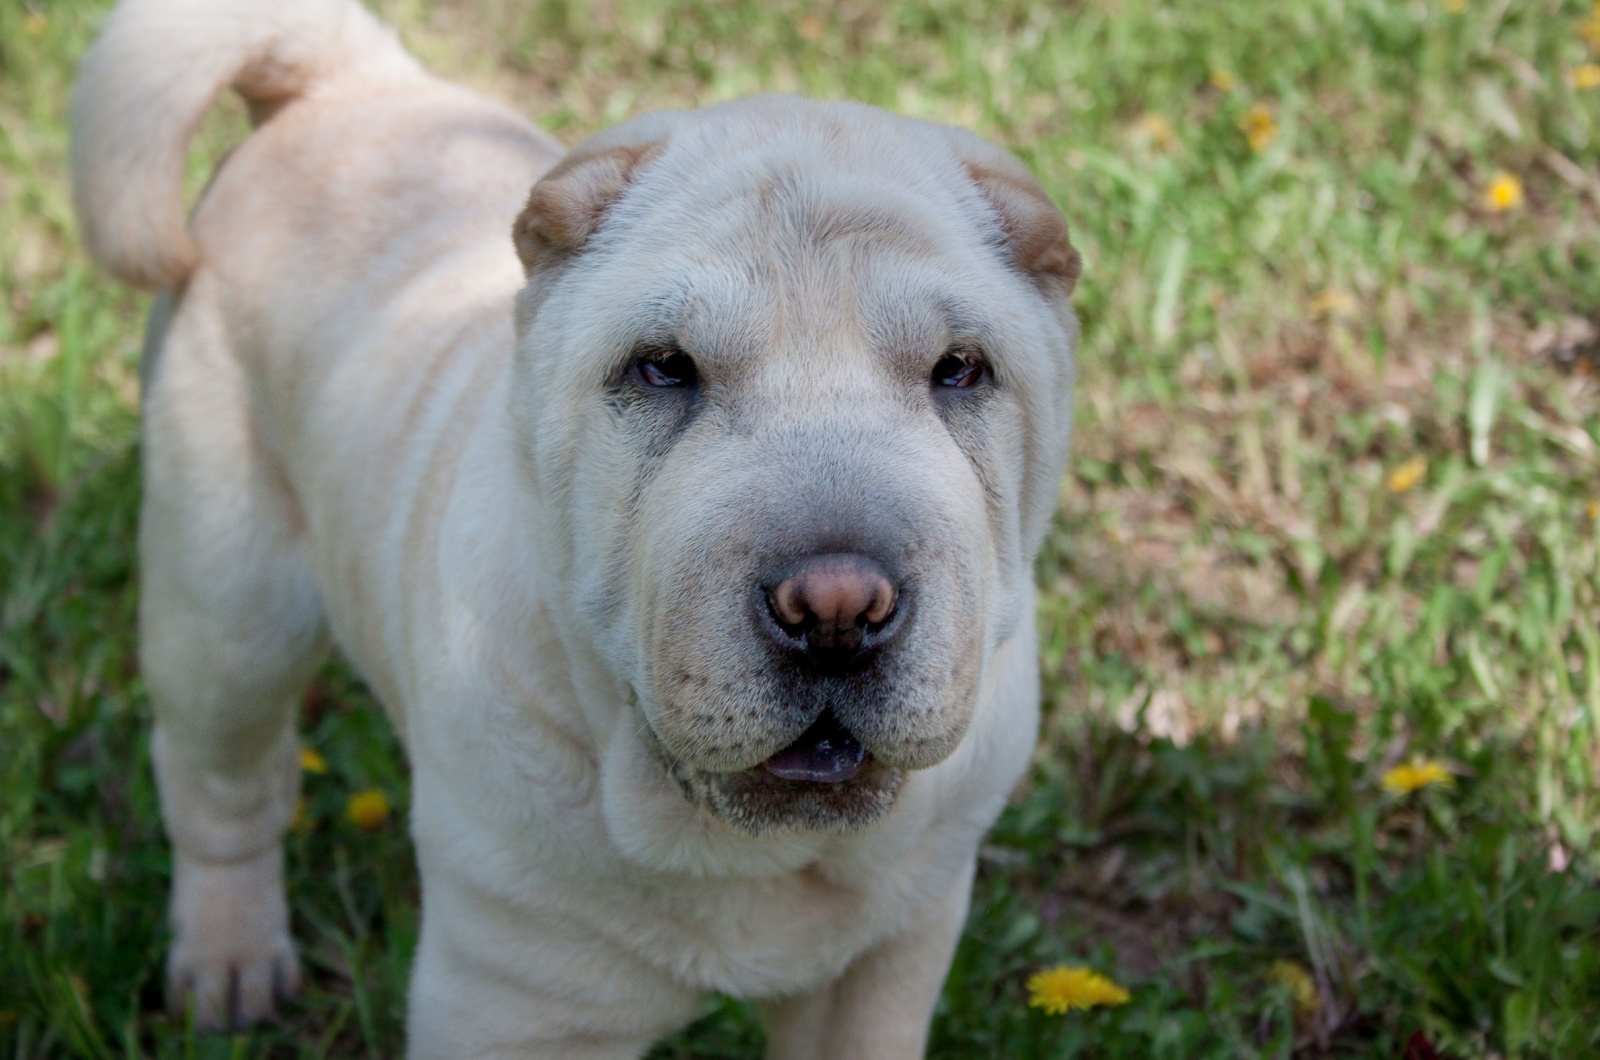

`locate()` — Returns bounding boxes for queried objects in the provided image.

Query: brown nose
[766,554,900,657]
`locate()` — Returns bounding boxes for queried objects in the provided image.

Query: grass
[3,0,1599,1055]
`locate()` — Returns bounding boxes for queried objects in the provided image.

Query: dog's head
[510,97,1077,837]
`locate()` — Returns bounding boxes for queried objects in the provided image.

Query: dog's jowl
[72,0,1079,1054]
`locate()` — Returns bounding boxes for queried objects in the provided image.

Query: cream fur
[72,1,1079,1055]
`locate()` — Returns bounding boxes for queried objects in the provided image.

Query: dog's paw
[166,850,300,1030]
[167,935,300,1030]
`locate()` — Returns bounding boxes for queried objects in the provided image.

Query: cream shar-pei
[72,0,1080,1054]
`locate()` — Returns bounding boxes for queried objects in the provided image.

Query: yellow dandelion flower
[1238,104,1278,152]
[1267,960,1318,1014]
[1382,759,1454,795]
[1386,456,1427,493]
[1309,288,1357,320]
[1483,171,1524,212]
[299,746,328,774]
[23,12,46,35]
[1441,0,1466,12]
[1574,64,1600,89]
[347,788,391,830]
[1581,16,1600,50]
[1134,112,1178,153]
[1210,69,1237,93]
[291,796,315,834]
[1587,498,1599,520]
[1027,965,1131,1015]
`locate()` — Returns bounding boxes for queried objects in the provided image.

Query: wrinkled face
[512,99,1078,835]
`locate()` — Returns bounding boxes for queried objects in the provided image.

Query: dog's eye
[630,346,699,389]
[931,349,989,390]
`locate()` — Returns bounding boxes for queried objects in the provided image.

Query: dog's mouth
[761,710,868,784]
[648,704,901,835]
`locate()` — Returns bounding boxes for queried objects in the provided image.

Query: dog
[72,0,1080,1054]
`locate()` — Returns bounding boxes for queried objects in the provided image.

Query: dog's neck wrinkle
[431,409,651,802]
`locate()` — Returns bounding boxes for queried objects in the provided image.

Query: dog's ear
[513,144,661,272]
[965,161,1081,296]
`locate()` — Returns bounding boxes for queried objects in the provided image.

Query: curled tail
[71,0,421,290]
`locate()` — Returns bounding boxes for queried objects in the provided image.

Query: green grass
[4,0,1600,1055]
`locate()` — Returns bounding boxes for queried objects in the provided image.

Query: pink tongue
[763,716,866,783]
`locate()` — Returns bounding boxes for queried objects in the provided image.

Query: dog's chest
[609,861,921,996]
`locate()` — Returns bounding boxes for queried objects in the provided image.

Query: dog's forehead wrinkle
[652,103,962,200]
[612,267,774,361]
[589,225,1021,399]
[606,116,997,274]
[741,171,954,260]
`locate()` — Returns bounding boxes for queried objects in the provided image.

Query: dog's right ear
[513,143,661,272]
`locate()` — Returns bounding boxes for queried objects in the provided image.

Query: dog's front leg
[761,858,975,1060]
[406,873,705,1059]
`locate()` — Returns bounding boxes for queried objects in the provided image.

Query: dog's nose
[764,554,901,660]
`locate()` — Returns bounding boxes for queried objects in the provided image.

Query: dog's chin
[672,757,905,837]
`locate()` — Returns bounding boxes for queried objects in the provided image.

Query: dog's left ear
[965,161,1081,296]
